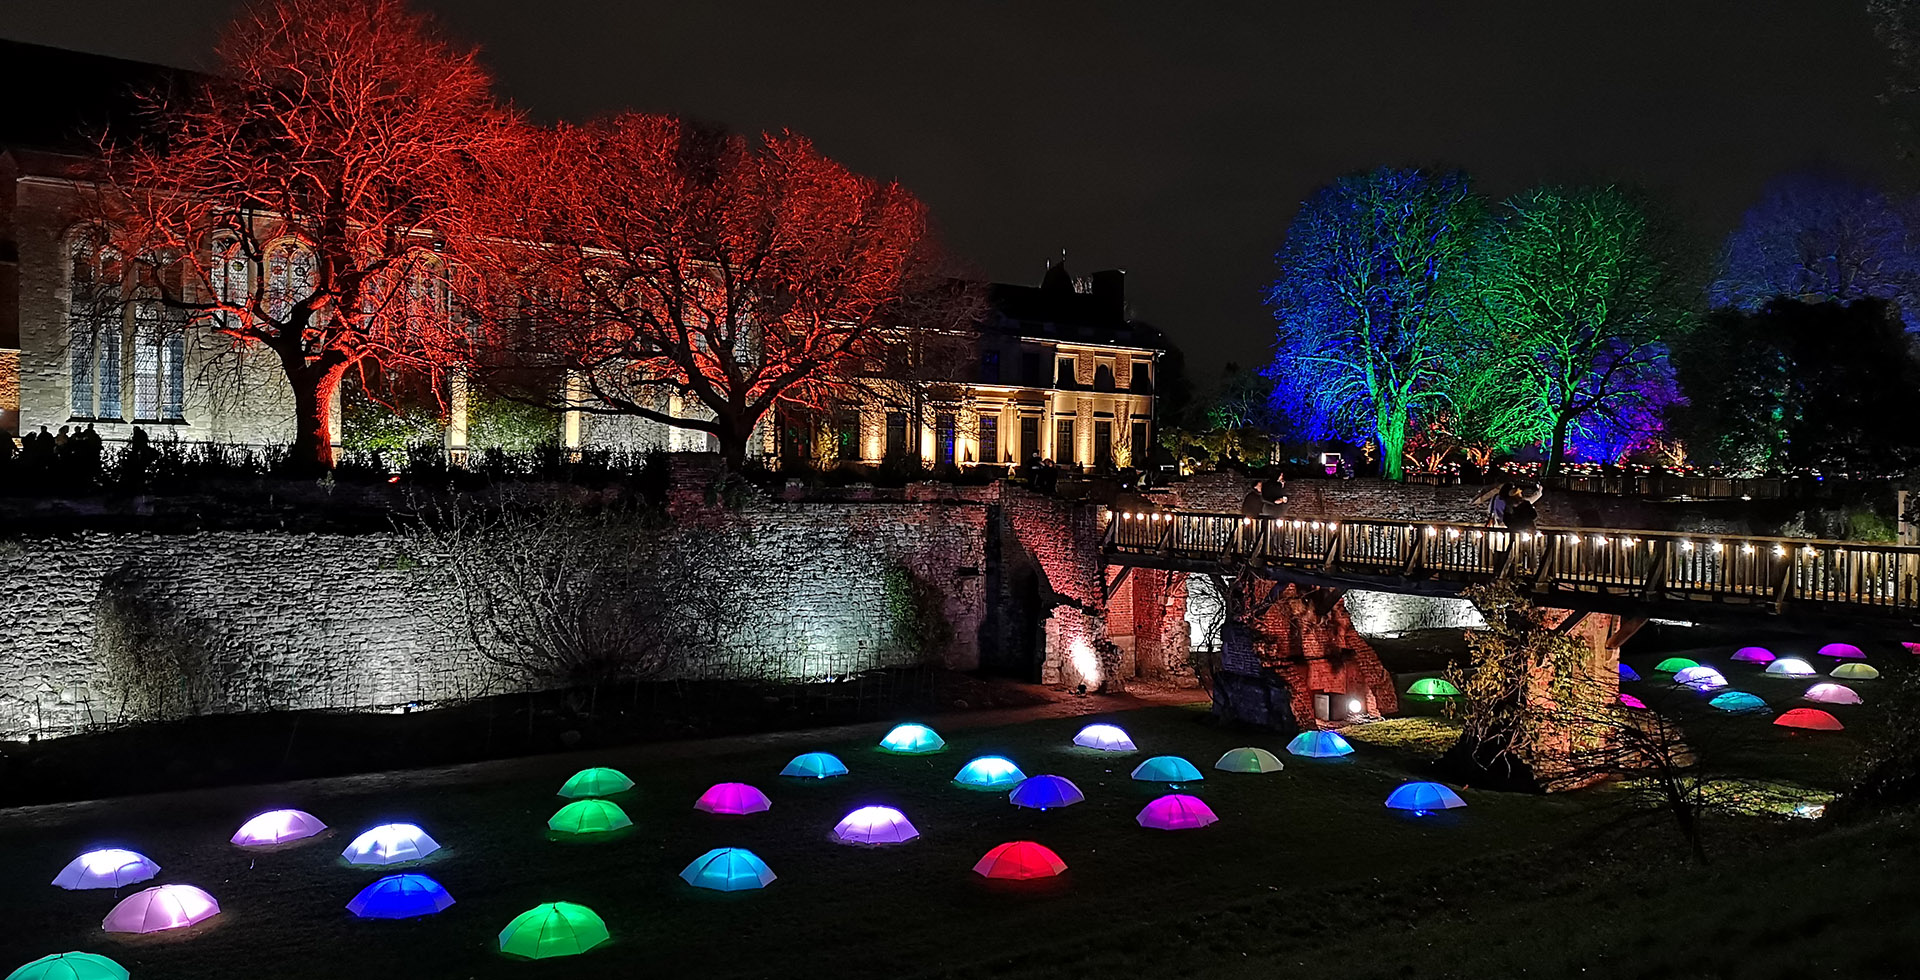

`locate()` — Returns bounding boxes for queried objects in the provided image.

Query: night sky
[2,1,1907,377]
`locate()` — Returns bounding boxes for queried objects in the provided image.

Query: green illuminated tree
[1472,186,1698,473]
[1264,168,1487,480]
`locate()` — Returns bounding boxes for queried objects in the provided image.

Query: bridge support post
[1208,578,1398,732]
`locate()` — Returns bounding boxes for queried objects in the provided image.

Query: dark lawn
[0,706,1604,980]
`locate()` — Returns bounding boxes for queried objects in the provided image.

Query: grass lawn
[0,705,1611,980]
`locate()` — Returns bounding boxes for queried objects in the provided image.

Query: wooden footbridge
[1101,511,1920,632]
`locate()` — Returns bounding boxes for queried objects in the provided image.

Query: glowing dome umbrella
[1286,730,1354,758]
[1654,657,1698,673]
[1384,781,1467,816]
[1766,658,1817,677]
[1673,666,1728,691]
[4,953,128,980]
[548,800,633,835]
[1071,724,1136,752]
[695,783,771,815]
[679,847,775,891]
[1618,663,1641,681]
[341,824,440,866]
[347,874,455,919]
[1405,677,1460,700]
[973,841,1066,879]
[878,724,945,754]
[1804,683,1863,705]
[1214,747,1284,773]
[832,806,920,845]
[1136,794,1218,831]
[556,767,633,799]
[1832,662,1881,680]
[101,885,219,934]
[1732,646,1775,664]
[1619,694,1648,710]
[1709,691,1769,714]
[1818,642,1866,659]
[1774,707,1844,731]
[1009,775,1085,810]
[51,850,159,891]
[954,756,1027,789]
[497,902,608,959]
[780,752,848,779]
[1131,756,1205,783]
[231,809,326,847]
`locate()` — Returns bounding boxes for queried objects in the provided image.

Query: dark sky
[3,1,1907,378]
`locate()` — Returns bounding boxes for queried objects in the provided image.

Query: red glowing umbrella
[1774,708,1844,731]
[972,841,1067,880]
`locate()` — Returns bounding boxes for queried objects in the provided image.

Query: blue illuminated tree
[1263,167,1486,479]
[1711,173,1920,329]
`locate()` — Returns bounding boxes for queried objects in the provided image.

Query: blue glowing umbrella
[1384,781,1467,815]
[1009,775,1085,810]
[346,874,455,919]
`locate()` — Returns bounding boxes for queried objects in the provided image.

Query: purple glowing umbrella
[831,806,919,845]
[694,782,772,815]
[1731,646,1775,664]
[1818,643,1866,659]
[1136,794,1218,831]
[52,849,160,890]
[1619,693,1648,710]
[231,809,327,847]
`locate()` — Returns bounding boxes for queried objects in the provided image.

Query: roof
[0,39,189,155]
[983,262,1166,350]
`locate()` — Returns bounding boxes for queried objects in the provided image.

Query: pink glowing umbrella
[832,806,920,845]
[52,849,160,890]
[231,809,327,847]
[1731,646,1775,664]
[1619,693,1648,710]
[1817,643,1866,659]
[694,782,772,815]
[1804,683,1863,705]
[1136,794,1219,831]
[101,884,220,934]
[1904,642,1920,655]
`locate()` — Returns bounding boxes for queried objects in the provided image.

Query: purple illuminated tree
[1711,173,1920,329]
[1263,167,1486,480]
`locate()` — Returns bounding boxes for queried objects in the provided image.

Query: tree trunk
[283,354,351,474]
[716,421,751,473]
[1547,410,1574,476]
[1378,409,1408,481]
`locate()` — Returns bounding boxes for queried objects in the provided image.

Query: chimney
[1091,270,1125,320]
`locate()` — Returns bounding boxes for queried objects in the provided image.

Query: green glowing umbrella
[557,768,634,799]
[5,953,129,980]
[547,799,632,836]
[1654,657,1699,674]
[1406,678,1460,700]
[498,902,609,959]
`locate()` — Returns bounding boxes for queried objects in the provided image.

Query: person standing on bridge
[1506,483,1543,533]
[1472,482,1514,526]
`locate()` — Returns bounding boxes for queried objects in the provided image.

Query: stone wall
[1342,590,1486,637]
[0,496,985,738]
[1217,582,1399,731]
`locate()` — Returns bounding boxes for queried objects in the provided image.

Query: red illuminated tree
[104,0,517,471]
[480,115,965,471]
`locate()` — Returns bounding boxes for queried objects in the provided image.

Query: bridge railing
[1102,510,1920,616]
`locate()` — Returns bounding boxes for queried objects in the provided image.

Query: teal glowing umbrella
[557,768,633,799]
[548,799,632,835]
[680,847,776,891]
[779,752,848,779]
[1130,756,1205,783]
[954,756,1026,789]
[5,953,128,980]
[1405,677,1460,700]
[1286,730,1354,758]
[1709,691,1769,714]
[878,724,945,754]
[497,902,608,959]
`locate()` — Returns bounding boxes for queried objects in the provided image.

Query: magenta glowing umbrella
[832,806,920,845]
[1731,646,1775,664]
[231,809,327,847]
[694,782,771,815]
[1817,642,1866,659]
[1804,683,1863,705]
[101,884,219,934]
[1136,794,1218,831]
[52,849,159,890]
[1619,693,1648,710]
[1905,642,1920,655]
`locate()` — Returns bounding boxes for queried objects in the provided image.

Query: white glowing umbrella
[51,849,159,890]
[231,809,327,847]
[341,823,440,866]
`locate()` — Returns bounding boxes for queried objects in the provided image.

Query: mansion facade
[1,40,1165,468]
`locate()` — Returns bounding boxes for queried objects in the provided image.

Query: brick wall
[1224,581,1399,729]
[0,496,985,738]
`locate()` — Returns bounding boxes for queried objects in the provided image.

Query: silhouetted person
[1506,483,1543,533]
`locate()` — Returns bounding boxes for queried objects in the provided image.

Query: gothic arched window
[66,230,123,420]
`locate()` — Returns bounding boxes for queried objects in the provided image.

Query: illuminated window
[67,232,123,419]
[1055,418,1075,464]
[979,414,999,464]
[264,238,317,320]
[130,262,187,421]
